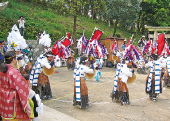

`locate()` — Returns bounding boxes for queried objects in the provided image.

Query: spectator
[36,31,42,42]
[22,47,29,55]
[18,16,26,36]
[0,51,33,121]
[102,44,108,65]
[0,40,7,65]
[121,39,127,51]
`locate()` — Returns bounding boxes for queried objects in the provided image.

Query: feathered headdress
[39,30,51,47]
[123,36,143,63]
[7,24,27,51]
[77,31,89,54]
[76,28,105,58]
[161,37,170,57]
[111,39,118,51]
[52,32,74,59]
[60,32,73,48]
[90,27,103,42]
[143,34,169,57]
[143,40,152,54]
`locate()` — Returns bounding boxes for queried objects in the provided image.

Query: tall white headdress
[39,30,51,47]
[7,24,27,51]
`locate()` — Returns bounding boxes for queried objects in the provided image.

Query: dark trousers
[20,27,24,36]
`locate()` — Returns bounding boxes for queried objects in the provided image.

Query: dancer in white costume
[73,56,94,108]
[145,54,166,101]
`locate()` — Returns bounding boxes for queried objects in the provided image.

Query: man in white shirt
[18,16,26,36]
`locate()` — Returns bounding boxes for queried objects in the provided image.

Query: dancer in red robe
[0,51,32,121]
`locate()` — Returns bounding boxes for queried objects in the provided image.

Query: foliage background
[0,0,141,46]
[0,0,170,46]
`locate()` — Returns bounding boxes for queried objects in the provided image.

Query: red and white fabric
[0,64,32,120]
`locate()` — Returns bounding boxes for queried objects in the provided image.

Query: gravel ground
[42,66,170,121]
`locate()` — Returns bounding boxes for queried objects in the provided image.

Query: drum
[85,69,96,79]
[112,55,118,60]
[43,66,55,76]
[127,74,136,84]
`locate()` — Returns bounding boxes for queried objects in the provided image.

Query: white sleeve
[20,59,26,67]
[41,57,51,69]
[160,62,166,68]
[145,62,151,68]
[121,65,133,77]
[93,62,98,68]
[83,66,94,74]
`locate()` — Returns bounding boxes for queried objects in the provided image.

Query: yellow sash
[1,48,4,56]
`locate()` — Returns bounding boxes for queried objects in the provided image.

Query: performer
[145,54,165,101]
[157,55,166,79]
[99,57,104,75]
[112,49,120,68]
[111,56,134,105]
[54,55,61,67]
[12,49,32,75]
[89,54,94,69]
[94,57,103,82]
[73,56,94,109]
[121,39,127,51]
[138,35,147,51]
[73,56,81,81]
[6,24,29,73]
[137,59,146,74]
[30,51,54,100]
[103,44,108,66]
[111,52,122,99]
[67,51,75,70]
[164,56,170,87]
[15,50,29,75]
[0,51,33,121]
[23,52,33,74]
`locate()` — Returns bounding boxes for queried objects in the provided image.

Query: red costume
[0,64,32,120]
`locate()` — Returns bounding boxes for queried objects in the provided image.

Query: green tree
[63,0,106,54]
[103,0,141,37]
[139,0,170,34]
[52,0,69,16]
[82,0,91,17]
[90,0,106,19]
[64,0,82,54]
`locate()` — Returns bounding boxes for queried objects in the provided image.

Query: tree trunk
[42,0,46,5]
[141,15,145,35]
[84,7,89,17]
[137,13,141,33]
[93,12,96,19]
[108,18,110,27]
[73,15,77,55]
[113,19,118,37]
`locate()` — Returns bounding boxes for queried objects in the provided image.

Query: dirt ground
[43,66,170,121]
